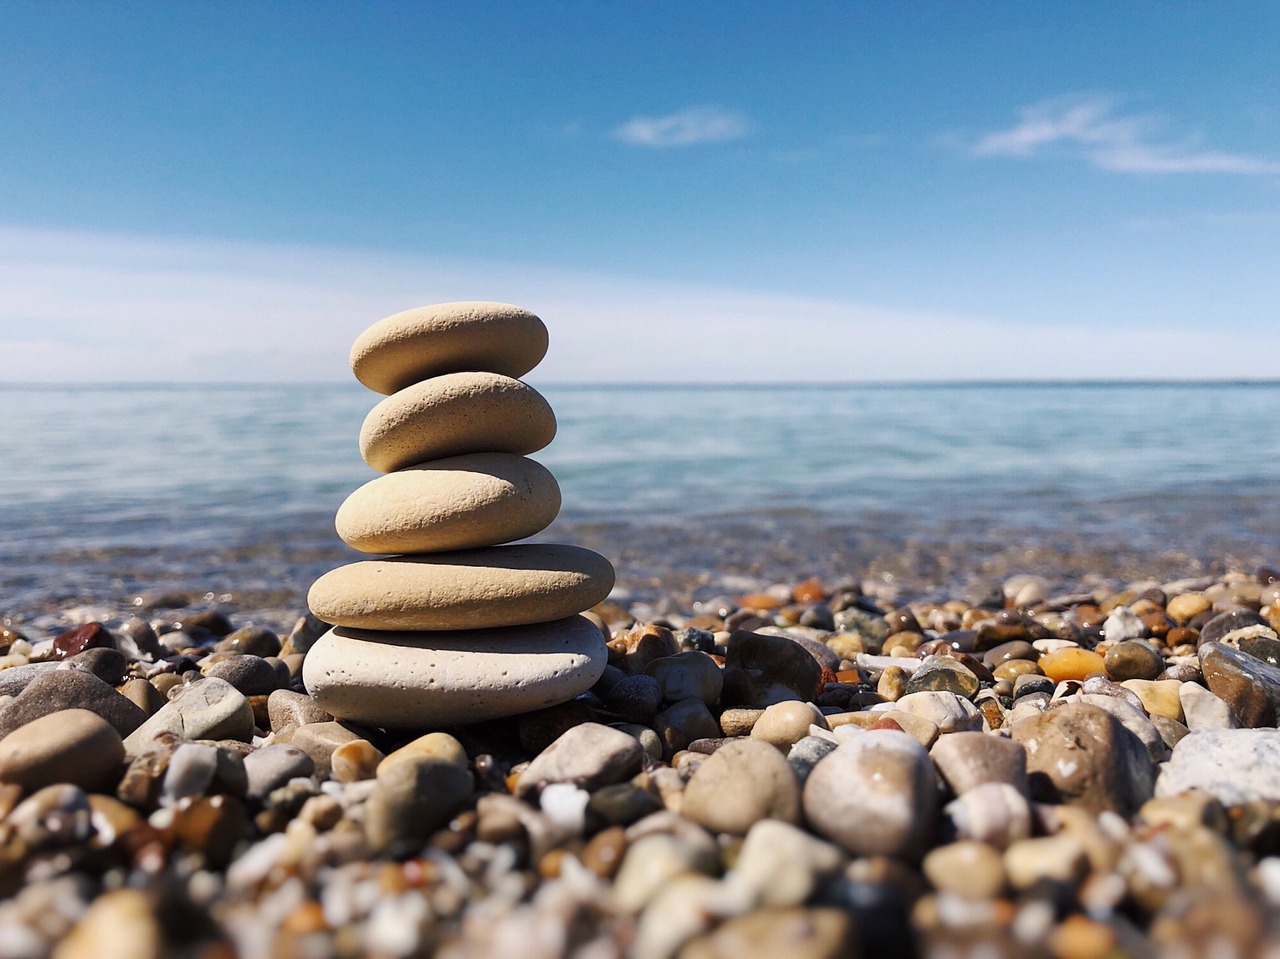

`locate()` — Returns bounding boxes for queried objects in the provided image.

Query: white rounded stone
[359,371,556,473]
[302,616,608,727]
[351,302,549,395]
[307,543,615,631]
[335,453,561,554]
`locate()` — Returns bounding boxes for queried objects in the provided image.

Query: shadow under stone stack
[304,302,614,727]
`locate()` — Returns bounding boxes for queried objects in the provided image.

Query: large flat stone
[302,615,608,728]
[307,543,614,631]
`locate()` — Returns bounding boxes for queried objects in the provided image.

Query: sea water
[1,382,1277,611]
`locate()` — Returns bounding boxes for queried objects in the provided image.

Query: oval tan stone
[360,372,556,473]
[336,452,561,554]
[351,302,549,395]
[302,616,608,727]
[0,708,125,792]
[307,543,615,631]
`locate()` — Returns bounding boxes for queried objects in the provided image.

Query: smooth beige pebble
[307,542,615,631]
[351,302,548,395]
[359,371,556,473]
[336,452,561,555]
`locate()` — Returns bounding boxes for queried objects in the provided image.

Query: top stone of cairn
[350,301,549,394]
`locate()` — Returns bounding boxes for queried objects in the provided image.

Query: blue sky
[2,2,1277,382]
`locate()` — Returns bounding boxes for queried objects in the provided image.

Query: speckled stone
[1156,728,1280,805]
[803,729,939,860]
[1010,701,1155,815]
[906,655,980,699]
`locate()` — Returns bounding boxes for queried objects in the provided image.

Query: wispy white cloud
[0,224,1270,385]
[974,95,1280,174]
[614,105,749,148]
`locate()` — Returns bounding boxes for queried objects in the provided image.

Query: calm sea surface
[2,382,1277,615]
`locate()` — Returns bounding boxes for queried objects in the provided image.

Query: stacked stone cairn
[304,302,615,727]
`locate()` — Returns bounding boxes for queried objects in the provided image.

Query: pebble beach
[2,560,1280,958]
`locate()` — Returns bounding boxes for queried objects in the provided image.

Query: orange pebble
[791,577,827,603]
[735,592,786,611]
[1039,647,1107,682]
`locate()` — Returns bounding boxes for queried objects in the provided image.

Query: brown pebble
[581,825,627,878]
[52,622,115,660]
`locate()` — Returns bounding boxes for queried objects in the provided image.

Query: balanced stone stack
[304,302,615,728]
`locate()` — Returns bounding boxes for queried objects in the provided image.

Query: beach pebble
[0,668,147,740]
[364,752,472,852]
[1179,682,1238,730]
[609,624,680,674]
[1105,640,1165,681]
[1199,608,1269,646]
[1155,728,1280,805]
[644,650,724,704]
[603,673,663,722]
[51,622,115,660]
[307,543,614,631]
[1199,641,1280,727]
[676,907,855,959]
[64,646,128,685]
[929,730,1028,795]
[722,631,822,707]
[751,701,830,751]
[350,301,548,394]
[515,722,644,798]
[330,739,385,782]
[121,677,253,756]
[243,743,315,799]
[1103,607,1147,642]
[633,874,753,959]
[906,655,980,699]
[119,678,166,717]
[1119,679,1185,721]
[283,720,362,778]
[205,654,284,696]
[732,819,845,907]
[0,708,124,792]
[1004,833,1089,890]
[892,690,983,733]
[50,888,162,959]
[1077,692,1169,762]
[266,689,332,731]
[787,735,838,785]
[304,617,607,727]
[681,738,801,835]
[1010,701,1155,815]
[359,371,557,472]
[719,707,764,737]
[655,697,720,756]
[803,729,939,859]
[923,841,1007,900]
[944,782,1032,848]
[336,452,561,554]
[1040,647,1107,682]
[611,833,719,915]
